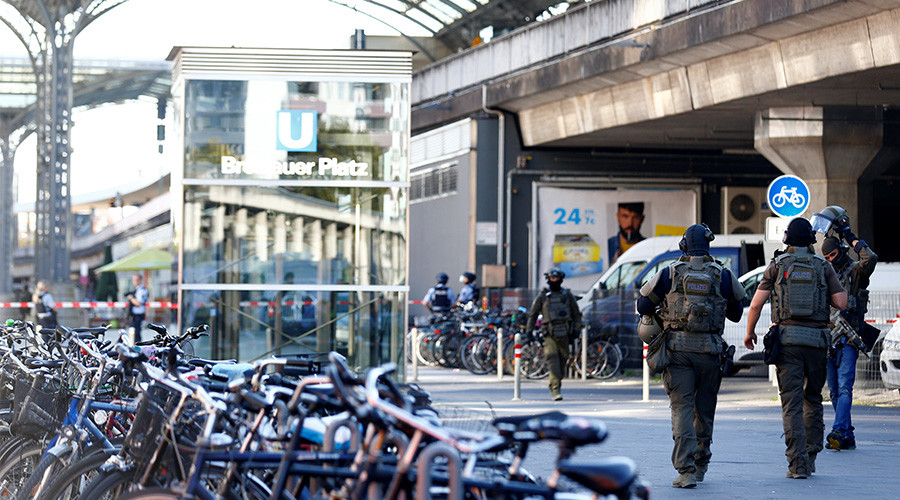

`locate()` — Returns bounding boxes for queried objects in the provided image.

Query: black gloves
[839,225,857,244]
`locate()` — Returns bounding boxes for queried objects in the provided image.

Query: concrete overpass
[408,0,900,290]
[413,0,900,212]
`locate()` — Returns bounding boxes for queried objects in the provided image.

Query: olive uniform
[758,246,843,476]
[525,287,581,398]
[638,255,744,485]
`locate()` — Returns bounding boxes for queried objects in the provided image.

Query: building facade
[169,47,412,369]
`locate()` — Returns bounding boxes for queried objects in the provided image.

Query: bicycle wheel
[592,341,623,380]
[116,487,179,500]
[78,469,136,500]
[0,440,44,497]
[15,450,63,500]
[520,338,548,379]
[440,333,463,368]
[37,448,112,500]
[460,336,490,375]
[470,336,497,374]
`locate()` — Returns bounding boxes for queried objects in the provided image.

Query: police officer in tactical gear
[525,268,581,401]
[423,273,456,315]
[636,224,745,488]
[744,217,847,479]
[457,272,480,308]
[814,207,878,451]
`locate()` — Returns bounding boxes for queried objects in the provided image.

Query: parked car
[577,235,774,369]
[881,321,900,392]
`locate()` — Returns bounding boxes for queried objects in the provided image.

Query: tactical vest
[836,262,869,328]
[470,284,481,304]
[771,249,829,324]
[542,289,574,340]
[431,285,452,312]
[35,292,57,327]
[660,257,727,335]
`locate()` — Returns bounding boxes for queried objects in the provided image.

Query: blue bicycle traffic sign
[767,175,810,218]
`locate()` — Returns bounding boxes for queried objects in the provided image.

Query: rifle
[829,308,869,359]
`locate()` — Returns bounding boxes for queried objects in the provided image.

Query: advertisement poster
[536,186,698,292]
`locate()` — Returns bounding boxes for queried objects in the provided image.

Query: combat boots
[550,390,563,401]
[672,472,697,488]
[694,463,708,482]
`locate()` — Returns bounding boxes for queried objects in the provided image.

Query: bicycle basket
[10,374,70,438]
[123,382,184,469]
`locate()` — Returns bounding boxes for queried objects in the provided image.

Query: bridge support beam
[754,106,883,224]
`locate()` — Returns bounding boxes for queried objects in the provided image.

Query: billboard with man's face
[536,186,699,292]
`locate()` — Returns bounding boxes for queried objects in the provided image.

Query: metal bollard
[497,327,504,381]
[513,332,521,400]
[642,342,649,402]
[411,327,419,382]
[581,325,588,381]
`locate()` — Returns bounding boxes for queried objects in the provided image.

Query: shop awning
[95,248,173,273]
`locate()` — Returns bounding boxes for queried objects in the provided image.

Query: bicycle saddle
[492,411,568,436]
[557,456,637,496]
[24,358,63,369]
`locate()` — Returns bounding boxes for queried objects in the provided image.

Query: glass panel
[602,261,647,290]
[639,258,678,286]
[182,185,406,286]
[180,289,407,367]
[184,80,409,183]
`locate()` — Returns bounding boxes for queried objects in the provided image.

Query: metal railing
[410,287,900,404]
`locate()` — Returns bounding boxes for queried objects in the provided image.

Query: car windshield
[639,258,678,287]
[602,260,648,289]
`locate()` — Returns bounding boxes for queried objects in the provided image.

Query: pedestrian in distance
[423,273,455,315]
[32,280,58,330]
[126,274,150,343]
[811,206,878,451]
[456,272,480,308]
[635,224,745,488]
[744,217,847,479]
[525,268,581,401]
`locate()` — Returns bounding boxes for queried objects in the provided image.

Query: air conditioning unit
[722,187,768,234]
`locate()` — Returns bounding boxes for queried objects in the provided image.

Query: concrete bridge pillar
[754,106,882,224]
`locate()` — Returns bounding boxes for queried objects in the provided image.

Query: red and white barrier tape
[0,301,177,309]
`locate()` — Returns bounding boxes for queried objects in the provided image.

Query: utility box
[481,264,506,288]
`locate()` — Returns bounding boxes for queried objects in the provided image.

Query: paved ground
[407,365,900,499]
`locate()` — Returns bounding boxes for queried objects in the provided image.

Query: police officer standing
[423,273,456,315]
[525,268,581,401]
[636,224,744,488]
[457,272,480,308]
[744,217,847,479]
[812,206,878,451]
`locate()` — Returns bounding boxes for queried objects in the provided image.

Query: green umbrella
[95,245,118,301]
[95,248,173,273]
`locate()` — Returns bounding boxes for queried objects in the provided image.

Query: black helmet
[436,273,448,284]
[544,268,565,280]
[679,223,715,256]
[460,272,476,283]
[783,217,816,246]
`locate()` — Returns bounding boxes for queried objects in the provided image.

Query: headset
[678,223,715,254]
[782,218,817,246]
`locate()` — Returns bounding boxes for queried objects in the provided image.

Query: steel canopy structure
[328,0,576,55]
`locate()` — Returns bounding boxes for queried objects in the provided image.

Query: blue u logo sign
[276,110,318,152]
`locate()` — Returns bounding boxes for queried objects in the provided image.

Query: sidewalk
[407,366,900,499]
